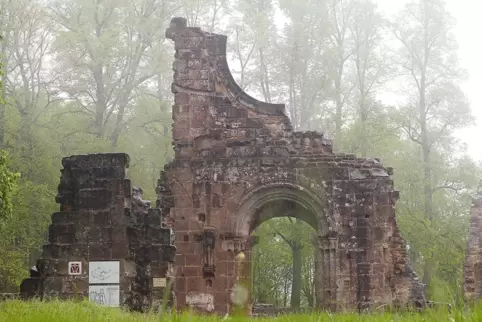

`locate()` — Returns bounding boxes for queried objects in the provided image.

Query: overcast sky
[378,0,482,161]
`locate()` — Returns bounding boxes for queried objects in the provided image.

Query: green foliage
[116,96,173,201]
[0,151,23,291]
[2,300,482,321]
[0,150,19,220]
[252,218,315,307]
[0,154,55,290]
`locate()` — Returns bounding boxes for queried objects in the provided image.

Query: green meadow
[0,300,480,322]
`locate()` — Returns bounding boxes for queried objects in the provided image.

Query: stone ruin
[19,17,427,315]
[20,154,175,311]
[464,183,482,301]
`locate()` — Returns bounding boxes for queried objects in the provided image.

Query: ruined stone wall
[161,17,425,315]
[127,186,176,311]
[20,153,175,312]
[464,184,482,301]
[19,18,426,316]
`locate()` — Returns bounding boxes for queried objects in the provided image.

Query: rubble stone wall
[161,17,425,315]
[464,185,482,301]
[20,153,175,312]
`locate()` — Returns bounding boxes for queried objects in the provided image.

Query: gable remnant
[160,17,426,314]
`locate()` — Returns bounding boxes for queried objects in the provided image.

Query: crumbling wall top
[166,17,333,157]
[61,153,130,169]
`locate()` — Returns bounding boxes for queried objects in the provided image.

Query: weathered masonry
[20,17,426,315]
[464,183,482,301]
[160,17,425,314]
[20,154,175,311]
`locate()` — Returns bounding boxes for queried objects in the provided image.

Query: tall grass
[0,300,481,322]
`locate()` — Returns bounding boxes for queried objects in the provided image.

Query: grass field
[0,300,480,322]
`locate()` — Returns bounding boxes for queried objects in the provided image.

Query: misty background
[0,0,481,308]
[378,0,481,161]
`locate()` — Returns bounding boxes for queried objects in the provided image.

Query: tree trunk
[283,271,289,307]
[288,73,296,130]
[334,68,343,145]
[93,64,107,138]
[0,15,8,149]
[421,101,434,290]
[305,287,314,308]
[110,111,124,148]
[359,96,367,157]
[0,60,6,149]
[93,17,107,138]
[259,48,272,103]
[420,1,434,291]
[291,244,302,309]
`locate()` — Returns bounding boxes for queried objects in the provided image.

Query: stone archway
[232,184,334,312]
[158,17,426,315]
[234,183,327,236]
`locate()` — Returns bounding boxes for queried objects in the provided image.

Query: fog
[379,0,482,160]
[0,0,480,306]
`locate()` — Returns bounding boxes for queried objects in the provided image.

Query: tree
[0,150,18,220]
[0,3,22,221]
[391,0,472,292]
[0,0,59,163]
[0,0,7,148]
[347,0,390,157]
[326,0,355,142]
[178,0,229,31]
[273,218,305,309]
[228,0,277,100]
[0,149,23,292]
[49,0,177,147]
[252,217,315,308]
[277,0,334,131]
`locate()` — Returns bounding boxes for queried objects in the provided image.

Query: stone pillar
[226,237,251,315]
[316,234,338,311]
[314,237,322,309]
[165,17,215,159]
[162,18,216,314]
[354,206,372,311]
[464,185,482,301]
